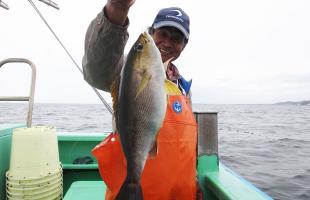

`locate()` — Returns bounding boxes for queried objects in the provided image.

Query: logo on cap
[166,9,184,22]
[170,9,182,17]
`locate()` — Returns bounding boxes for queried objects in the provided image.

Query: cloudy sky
[1,0,309,104]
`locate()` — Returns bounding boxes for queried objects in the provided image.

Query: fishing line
[27,0,113,114]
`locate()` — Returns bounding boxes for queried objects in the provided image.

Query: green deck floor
[63,181,107,200]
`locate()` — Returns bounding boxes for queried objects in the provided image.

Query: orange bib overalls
[92,95,197,200]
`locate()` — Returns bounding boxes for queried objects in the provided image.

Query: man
[83,0,199,199]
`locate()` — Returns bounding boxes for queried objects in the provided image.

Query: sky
[0,0,310,104]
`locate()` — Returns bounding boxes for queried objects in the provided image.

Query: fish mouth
[134,32,152,52]
[141,32,152,43]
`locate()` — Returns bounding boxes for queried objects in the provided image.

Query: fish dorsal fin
[164,79,182,95]
[135,71,152,99]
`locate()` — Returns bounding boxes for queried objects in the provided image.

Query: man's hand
[108,0,135,10]
[105,0,135,26]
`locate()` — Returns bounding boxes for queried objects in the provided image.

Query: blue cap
[152,7,190,39]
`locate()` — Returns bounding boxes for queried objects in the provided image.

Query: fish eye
[135,43,144,52]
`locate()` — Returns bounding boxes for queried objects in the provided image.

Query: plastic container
[7,183,62,197]
[8,126,60,180]
[7,175,62,191]
[6,186,62,200]
[5,126,63,200]
[6,165,62,186]
[6,167,63,200]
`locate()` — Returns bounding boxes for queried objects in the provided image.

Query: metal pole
[38,0,59,10]
[0,58,36,128]
[0,0,9,10]
[194,112,218,157]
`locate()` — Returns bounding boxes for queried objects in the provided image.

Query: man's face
[151,27,187,63]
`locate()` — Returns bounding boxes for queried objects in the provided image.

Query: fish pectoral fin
[148,141,158,159]
[164,79,182,95]
[135,71,152,99]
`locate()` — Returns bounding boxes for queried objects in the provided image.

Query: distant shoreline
[274,100,310,106]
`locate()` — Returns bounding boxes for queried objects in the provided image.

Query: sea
[1,103,309,200]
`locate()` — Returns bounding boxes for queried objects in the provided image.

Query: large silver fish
[115,32,178,200]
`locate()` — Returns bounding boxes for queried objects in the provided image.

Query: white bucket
[7,186,62,200]
[7,173,62,191]
[6,165,62,186]
[8,126,60,180]
[6,167,63,200]
[7,182,62,197]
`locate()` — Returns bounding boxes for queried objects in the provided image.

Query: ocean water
[1,103,310,200]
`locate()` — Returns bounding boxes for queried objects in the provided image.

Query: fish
[115,31,180,200]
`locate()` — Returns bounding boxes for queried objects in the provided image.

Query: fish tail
[115,179,143,200]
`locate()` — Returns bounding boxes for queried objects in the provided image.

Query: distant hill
[275,100,310,106]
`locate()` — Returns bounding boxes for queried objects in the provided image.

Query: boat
[0,58,273,200]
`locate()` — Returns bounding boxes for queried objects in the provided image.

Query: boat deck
[0,124,273,200]
[64,181,106,200]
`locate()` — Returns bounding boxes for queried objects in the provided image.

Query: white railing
[0,58,37,127]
